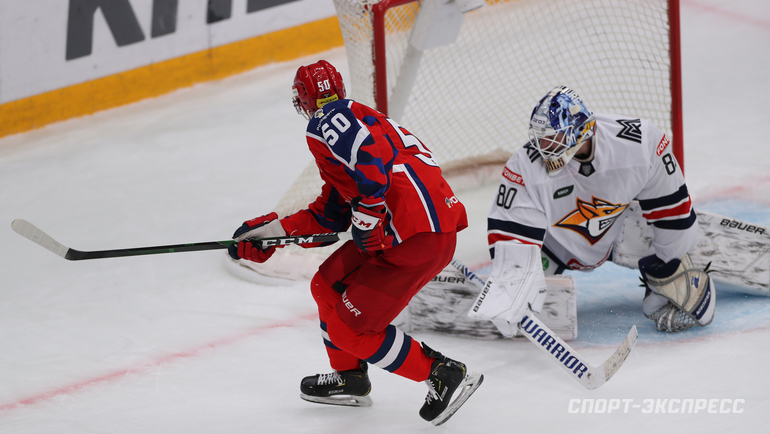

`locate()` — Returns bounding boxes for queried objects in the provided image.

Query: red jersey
[281,99,467,248]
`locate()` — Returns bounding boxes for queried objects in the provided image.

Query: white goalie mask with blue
[528,86,596,176]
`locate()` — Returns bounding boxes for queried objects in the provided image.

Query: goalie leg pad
[400,266,578,341]
[640,253,716,331]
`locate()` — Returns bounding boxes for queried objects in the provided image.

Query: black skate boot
[300,361,373,407]
[419,344,484,426]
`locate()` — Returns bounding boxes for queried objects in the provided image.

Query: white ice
[1,0,770,432]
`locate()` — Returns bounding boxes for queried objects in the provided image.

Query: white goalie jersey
[488,113,698,270]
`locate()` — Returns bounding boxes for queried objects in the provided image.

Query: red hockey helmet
[292,60,346,119]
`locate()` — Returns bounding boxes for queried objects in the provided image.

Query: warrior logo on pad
[554,197,628,245]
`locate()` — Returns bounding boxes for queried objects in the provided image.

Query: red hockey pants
[311,231,456,382]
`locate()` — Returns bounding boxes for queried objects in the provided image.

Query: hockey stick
[450,258,637,390]
[11,219,350,261]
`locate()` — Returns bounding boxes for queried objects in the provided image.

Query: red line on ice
[0,313,317,412]
[682,0,770,31]
[693,175,770,205]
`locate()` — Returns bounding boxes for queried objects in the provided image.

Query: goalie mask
[528,86,596,176]
[292,60,346,120]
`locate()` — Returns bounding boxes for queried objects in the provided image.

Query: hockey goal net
[245,0,682,281]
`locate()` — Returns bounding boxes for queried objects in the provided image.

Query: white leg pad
[394,266,578,341]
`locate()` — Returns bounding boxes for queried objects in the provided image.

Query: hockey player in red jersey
[482,85,715,334]
[228,60,482,425]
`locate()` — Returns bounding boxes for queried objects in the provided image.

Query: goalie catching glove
[638,253,715,332]
[350,196,393,252]
[228,212,287,263]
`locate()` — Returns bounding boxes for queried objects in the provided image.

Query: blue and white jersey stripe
[393,163,441,232]
[319,321,341,351]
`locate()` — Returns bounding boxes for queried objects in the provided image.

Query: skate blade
[431,372,484,426]
[300,392,373,407]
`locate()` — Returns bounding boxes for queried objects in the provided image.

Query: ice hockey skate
[299,361,373,407]
[419,344,484,426]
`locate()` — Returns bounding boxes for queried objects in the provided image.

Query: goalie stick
[11,219,350,261]
[450,258,637,390]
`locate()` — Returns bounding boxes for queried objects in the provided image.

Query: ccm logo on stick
[261,236,316,247]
